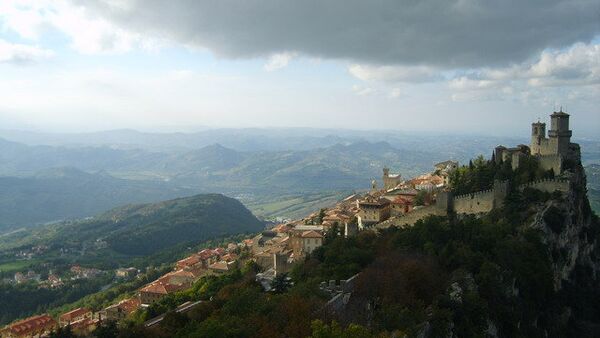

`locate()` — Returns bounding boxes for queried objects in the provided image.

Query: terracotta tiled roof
[392,196,412,205]
[198,249,217,260]
[208,261,231,271]
[141,280,189,295]
[301,230,323,238]
[359,197,391,206]
[177,255,201,267]
[213,247,226,256]
[60,307,90,322]
[106,297,141,314]
[120,298,141,313]
[164,269,196,279]
[221,253,238,262]
[140,282,169,295]
[7,314,56,336]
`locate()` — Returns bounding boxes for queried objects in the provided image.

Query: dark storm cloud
[83,0,599,68]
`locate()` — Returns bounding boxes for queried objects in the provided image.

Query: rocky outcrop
[527,163,599,290]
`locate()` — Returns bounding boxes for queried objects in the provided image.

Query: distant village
[1,111,579,337]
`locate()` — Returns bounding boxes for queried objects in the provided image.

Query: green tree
[414,191,427,206]
[48,325,76,338]
[271,273,292,293]
[92,320,119,338]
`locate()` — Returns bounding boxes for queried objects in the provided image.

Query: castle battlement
[520,178,568,186]
[536,154,562,159]
[518,178,570,194]
[375,112,579,230]
[453,189,494,200]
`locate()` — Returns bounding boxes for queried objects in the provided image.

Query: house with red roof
[105,298,141,321]
[1,314,57,338]
[59,307,92,327]
[176,254,202,270]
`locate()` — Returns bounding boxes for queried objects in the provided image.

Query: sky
[0,0,599,137]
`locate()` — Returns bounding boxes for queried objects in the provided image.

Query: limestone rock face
[528,162,599,290]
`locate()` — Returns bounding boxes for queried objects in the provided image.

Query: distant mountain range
[0,128,598,230]
[0,194,264,257]
[0,138,444,230]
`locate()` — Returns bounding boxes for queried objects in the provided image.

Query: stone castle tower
[496,110,578,175]
[530,109,572,157]
[382,167,402,190]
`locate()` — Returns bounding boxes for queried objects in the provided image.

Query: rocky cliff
[528,162,599,290]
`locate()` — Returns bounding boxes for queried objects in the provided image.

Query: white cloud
[0,39,54,64]
[349,64,442,83]
[352,85,376,96]
[527,43,600,87]
[264,52,296,71]
[389,88,404,99]
[0,0,159,55]
[447,42,600,103]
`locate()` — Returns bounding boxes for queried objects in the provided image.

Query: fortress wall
[519,178,569,193]
[537,154,562,173]
[376,205,446,229]
[453,190,495,214]
[374,177,569,231]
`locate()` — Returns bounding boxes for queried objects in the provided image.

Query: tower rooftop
[551,110,569,117]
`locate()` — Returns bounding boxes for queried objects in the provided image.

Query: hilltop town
[1,110,592,337]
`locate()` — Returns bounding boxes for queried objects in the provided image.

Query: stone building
[382,167,402,190]
[104,298,141,321]
[434,160,459,186]
[494,144,530,170]
[1,314,57,338]
[531,110,572,157]
[290,230,323,258]
[59,307,92,327]
[496,111,579,174]
[357,197,391,227]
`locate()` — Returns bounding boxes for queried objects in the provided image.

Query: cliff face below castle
[527,163,599,291]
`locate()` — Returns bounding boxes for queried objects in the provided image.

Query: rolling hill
[0,167,197,231]
[0,194,264,256]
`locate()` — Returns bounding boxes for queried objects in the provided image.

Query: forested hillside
[0,194,264,256]
[0,167,195,230]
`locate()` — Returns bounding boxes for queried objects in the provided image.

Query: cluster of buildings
[0,243,243,337]
[12,271,41,284]
[7,265,105,289]
[70,265,103,280]
[356,160,458,227]
[0,308,102,338]
[250,159,462,287]
[13,246,48,260]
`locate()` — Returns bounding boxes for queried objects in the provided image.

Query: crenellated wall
[519,178,569,193]
[375,178,571,230]
[453,189,496,214]
[376,205,446,229]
